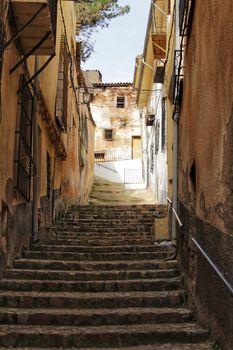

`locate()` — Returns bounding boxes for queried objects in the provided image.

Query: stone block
[153,217,169,241]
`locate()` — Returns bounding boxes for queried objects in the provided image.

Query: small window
[104,129,113,141]
[117,96,125,108]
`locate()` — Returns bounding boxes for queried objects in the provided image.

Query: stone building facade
[0,1,95,273]
[84,71,141,164]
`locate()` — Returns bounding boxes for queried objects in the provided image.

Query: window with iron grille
[55,43,69,132]
[14,75,35,201]
[47,152,51,198]
[150,143,154,173]
[116,96,125,108]
[155,121,160,154]
[161,98,166,151]
[104,129,113,141]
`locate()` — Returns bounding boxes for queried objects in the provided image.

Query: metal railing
[167,197,233,296]
[124,169,143,184]
[94,148,141,163]
[192,237,233,296]
[167,197,183,228]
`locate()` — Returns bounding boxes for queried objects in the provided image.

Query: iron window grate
[14,75,36,201]
[117,96,125,108]
[104,129,113,141]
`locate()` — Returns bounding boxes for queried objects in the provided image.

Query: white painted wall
[141,83,167,204]
[94,159,146,189]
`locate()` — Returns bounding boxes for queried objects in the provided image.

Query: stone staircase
[0,205,213,349]
[89,177,155,205]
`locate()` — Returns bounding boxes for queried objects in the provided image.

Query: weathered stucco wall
[178,1,233,348]
[0,1,95,273]
[90,84,141,155]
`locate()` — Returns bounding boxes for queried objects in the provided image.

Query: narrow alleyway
[0,203,213,348]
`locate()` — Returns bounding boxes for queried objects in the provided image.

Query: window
[104,129,113,141]
[116,96,125,108]
[47,152,51,198]
[155,121,160,154]
[161,98,166,151]
[150,143,154,173]
[14,75,35,201]
[55,42,69,132]
[94,152,105,162]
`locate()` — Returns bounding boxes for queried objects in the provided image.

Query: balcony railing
[94,148,142,163]
[10,0,57,55]
[124,169,143,184]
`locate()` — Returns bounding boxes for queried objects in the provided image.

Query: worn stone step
[48,238,154,246]
[0,307,192,326]
[55,228,152,234]
[22,250,173,261]
[14,259,178,271]
[53,234,154,241]
[0,343,214,350]
[53,233,154,240]
[29,244,174,254]
[57,221,153,226]
[0,277,182,293]
[0,323,209,347]
[60,218,154,224]
[0,290,185,309]
[4,268,180,281]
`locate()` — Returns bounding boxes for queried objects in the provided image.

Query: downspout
[32,56,40,242]
[172,0,180,244]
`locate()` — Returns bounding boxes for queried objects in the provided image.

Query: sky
[82,0,151,83]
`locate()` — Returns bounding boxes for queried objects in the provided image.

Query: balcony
[11,0,57,55]
[151,30,166,60]
[146,108,156,126]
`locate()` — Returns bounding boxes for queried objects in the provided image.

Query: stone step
[14,259,178,271]
[22,250,173,261]
[55,225,152,235]
[0,343,214,350]
[72,214,161,219]
[0,290,185,309]
[60,218,154,224]
[0,277,182,293]
[0,323,209,347]
[0,307,192,326]
[73,204,158,210]
[48,238,154,246]
[57,220,153,229]
[54,232,153,238]
[29,244,174,254]
[4,268,180,281]
[53,233,154,240]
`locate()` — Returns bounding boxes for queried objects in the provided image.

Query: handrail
[167,198,233,297]
[96,163,118,174]
[192,237,233,296]
[167,197,183,228]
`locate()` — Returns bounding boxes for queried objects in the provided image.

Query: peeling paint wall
[90,84,141,157]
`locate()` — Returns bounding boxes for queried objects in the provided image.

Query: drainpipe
[32,56,40,242]
[172,0,180,244]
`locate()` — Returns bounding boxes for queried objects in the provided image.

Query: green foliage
[213,342,222,350]
[76,0,130,61]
